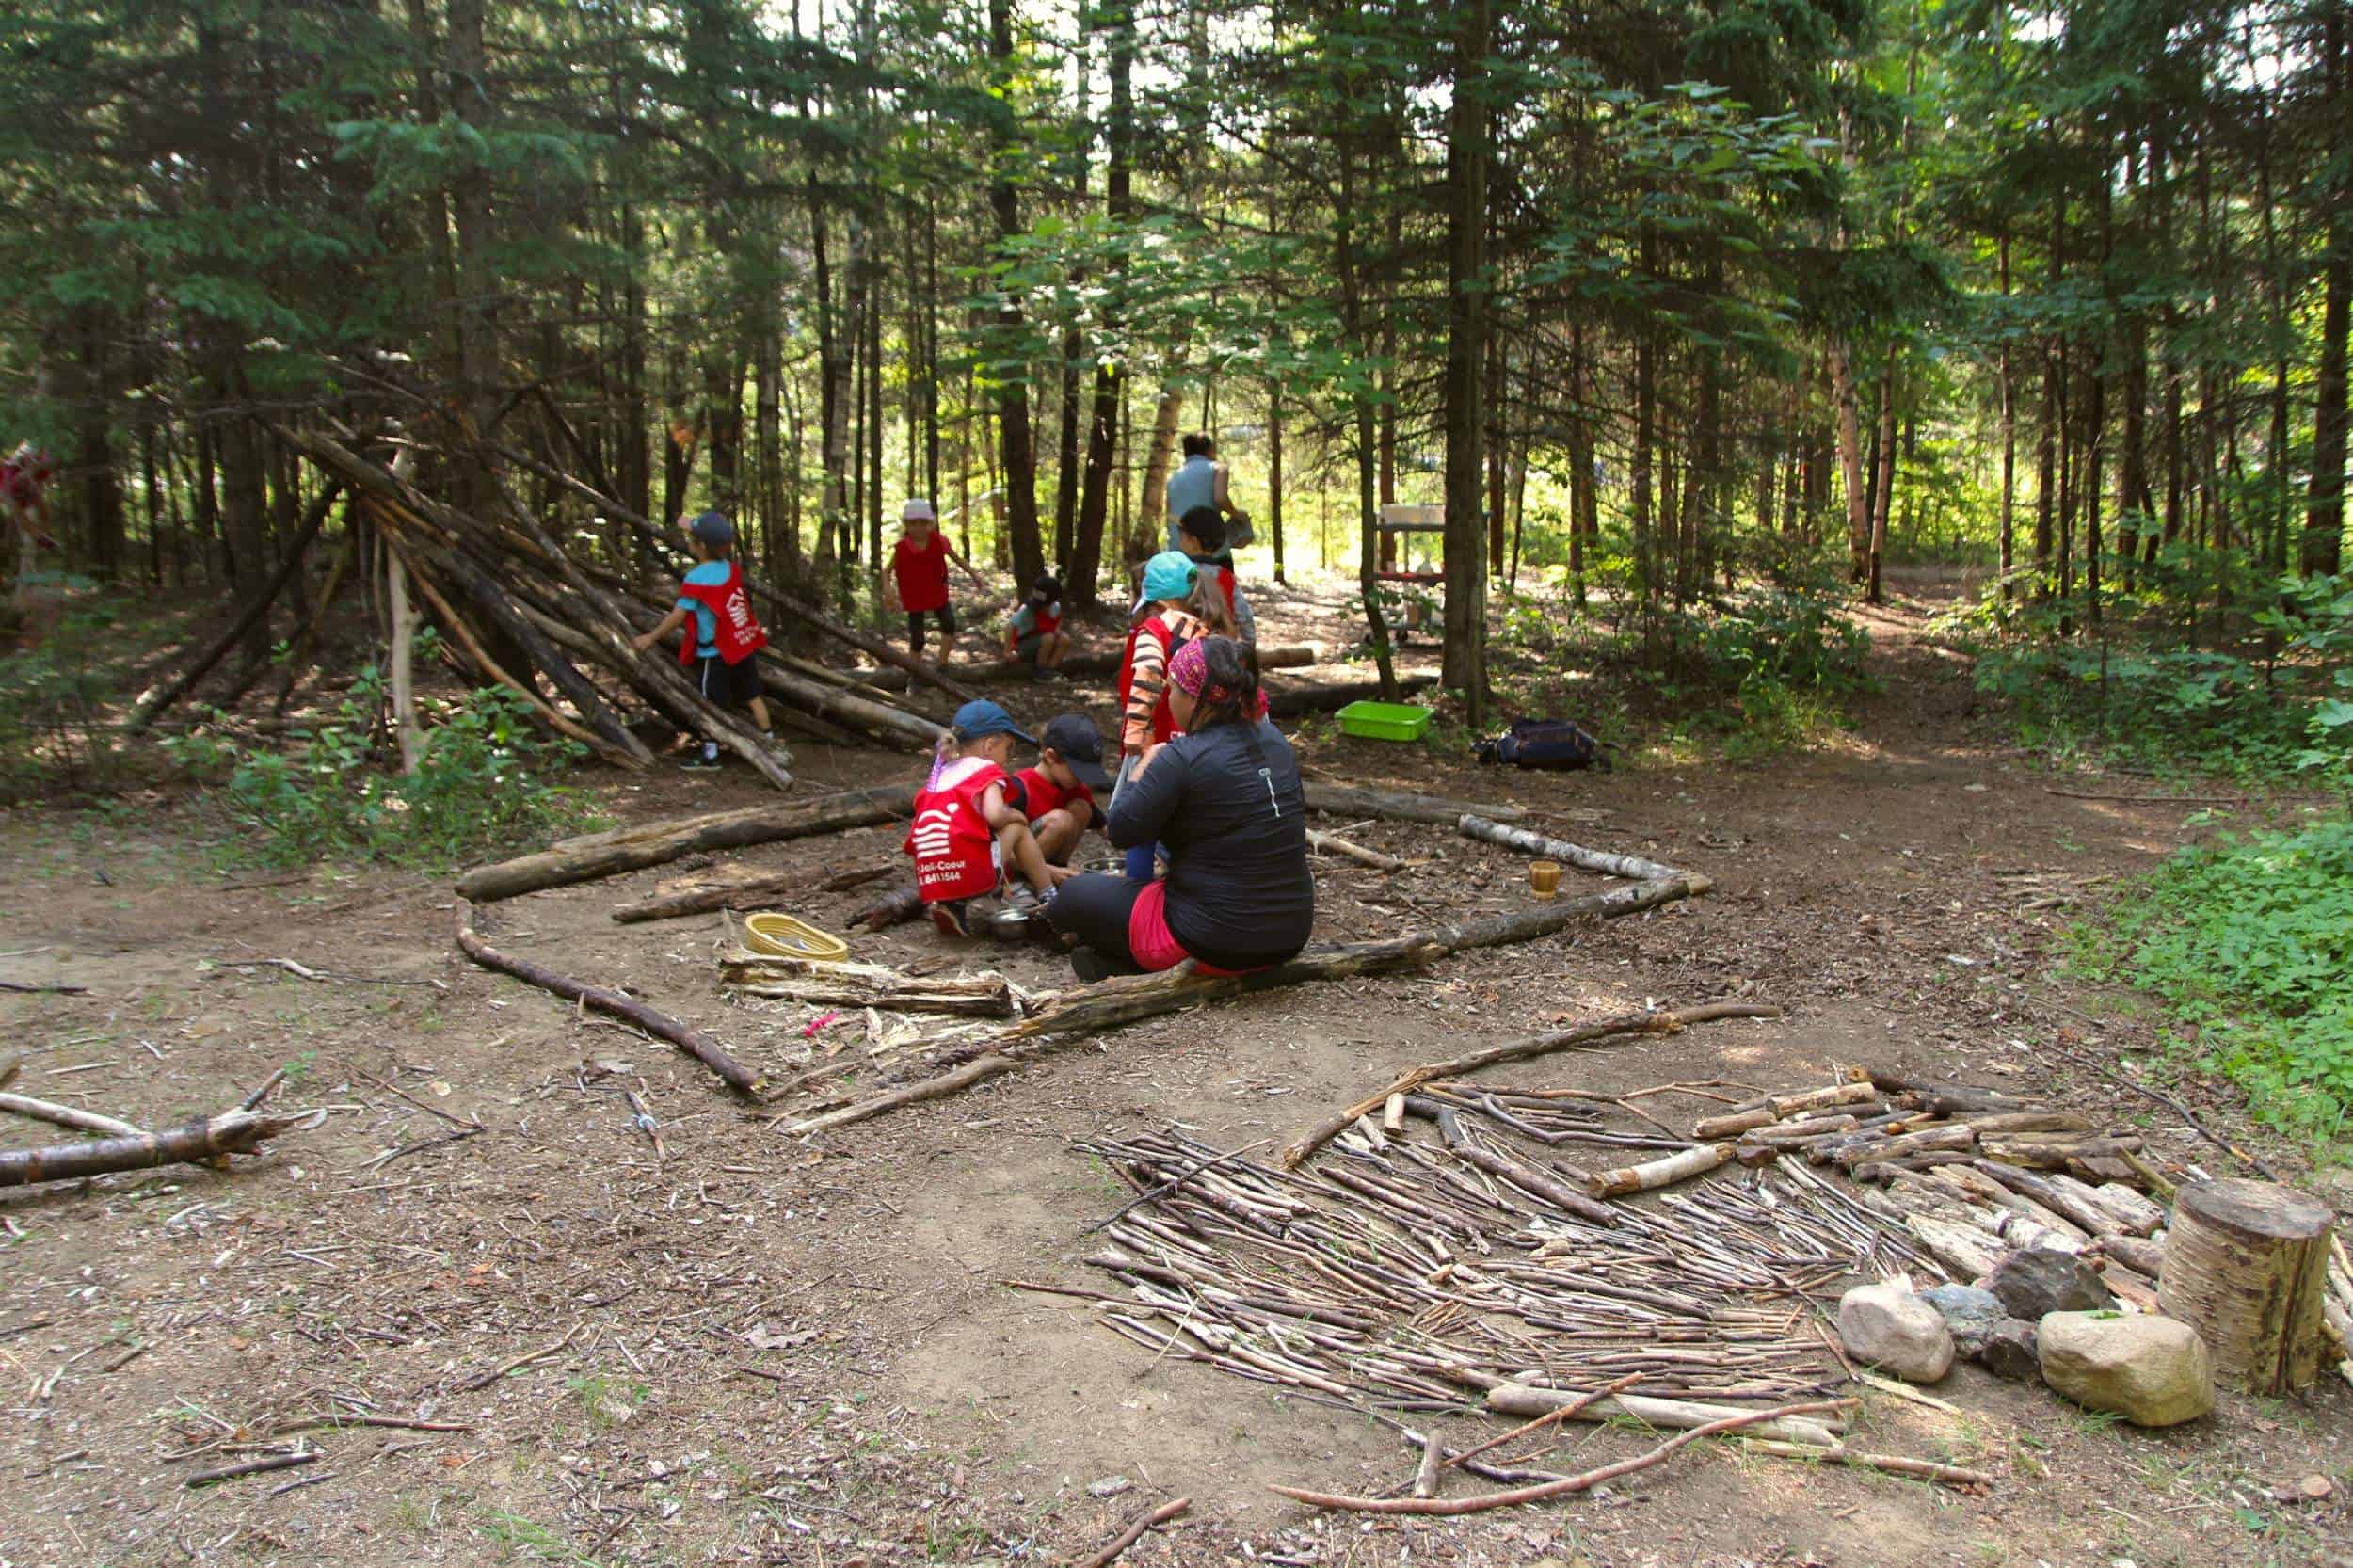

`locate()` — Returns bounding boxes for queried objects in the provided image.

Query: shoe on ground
[927,899,973,938]
[680,752,723,772]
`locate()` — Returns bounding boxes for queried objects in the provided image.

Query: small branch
[1080,1139,1272,1236]
[453,1324,582,1393]
[185,1449,318,1488]
[0,1092,146,1140]
[1073,1496,1191,1568]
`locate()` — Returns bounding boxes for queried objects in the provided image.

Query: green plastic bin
[1335,699,1433,743]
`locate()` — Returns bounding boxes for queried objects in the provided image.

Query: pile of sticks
[1701,1068,2178,1290]
[1017,1085,1993,1508]
[134,425,977,777]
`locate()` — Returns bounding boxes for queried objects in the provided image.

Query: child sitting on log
[1017,713,1113,871]
[1004,572,1073,679]
[631,511,775,770]
[905,700,1074,937]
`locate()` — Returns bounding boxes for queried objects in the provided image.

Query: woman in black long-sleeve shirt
[1047,637,1314,981]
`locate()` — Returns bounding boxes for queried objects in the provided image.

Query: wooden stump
[2157,1177,2334,1394]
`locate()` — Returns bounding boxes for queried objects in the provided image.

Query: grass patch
[2071,814,2353,1150]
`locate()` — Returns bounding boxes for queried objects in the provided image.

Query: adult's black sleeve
[1107,746,1184,849]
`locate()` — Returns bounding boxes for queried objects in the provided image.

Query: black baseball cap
[1032,573,1062,603]
[1039,713,1112,793]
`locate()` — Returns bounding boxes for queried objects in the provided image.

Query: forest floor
[3,568,2349,1568]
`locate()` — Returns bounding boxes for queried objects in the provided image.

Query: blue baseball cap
[1142,550,1198,604]
[952,700,1037,747]
[688,510,734,549]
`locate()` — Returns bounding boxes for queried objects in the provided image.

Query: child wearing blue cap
[632,511,775,770]
[904,699,1071,936]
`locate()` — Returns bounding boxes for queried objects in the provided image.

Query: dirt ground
[3,573,2349,1568]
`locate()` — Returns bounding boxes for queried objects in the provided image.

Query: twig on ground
[1073,1496,1191,1568]
[185,1449,318,1487]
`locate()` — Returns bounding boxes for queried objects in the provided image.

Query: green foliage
[1966,573,2353,781]
[217,674,591,869]
[2075,817,2353,1147]
[0,607,125,798]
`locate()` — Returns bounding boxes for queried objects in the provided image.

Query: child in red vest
[1016,712,1112,869]
[632,511,775,770]
[905,700,1072,936]
[1004,572,1073,679]
[885,499,987,662]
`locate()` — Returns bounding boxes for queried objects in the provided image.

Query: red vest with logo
[675,562,769,665]
[904,760,1009,904]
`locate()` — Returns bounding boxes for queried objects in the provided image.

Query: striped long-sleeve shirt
[1117,607,1204,757]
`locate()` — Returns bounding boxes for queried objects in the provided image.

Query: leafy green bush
[0,607,128,798]
[1964,572,2353,782]
[2077,816,2353,1146]
[219,671,592,867]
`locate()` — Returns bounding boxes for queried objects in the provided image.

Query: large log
[750,657,947,750]
[2158,1177,2334,1393]
[0,1111,298,1189]
[845,641,1327,689]
[436,547,656,766]
[456,911,759,1096]
[1301,783,1525,826]
[1266,674,1438,718]
[456,783,918,903]
[1457,815,1686,882]
[611,859,893,923]
[783,876,1715,1137]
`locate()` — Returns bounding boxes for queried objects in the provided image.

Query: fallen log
[847,642,1325,689]
[0,1110,299,1189]
[1972,1160,2124,1240]
[1301,783,1525,826]
[1484,1384,1846,1445]
[456,910,759,1096]
[1978,1133,2143,1168]
[1305,829,1413,872]
[456,783,917,903]
[851,885,926,930]
[612,860,894,924]
[721,954,1021,1017]
[750,654,947,751]
[1267,1399,1849,1516]
[785,877,1719,1137]
[1279,999,1775,1170]
[1457,815,1686,882]
[0,1092,145,1140]
[1267,674,1438,718]
[1588,1144,1731,1198]
[434,547,655,767]
[2102,1233,2168,1279]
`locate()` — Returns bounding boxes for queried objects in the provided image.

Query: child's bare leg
[748,696,772,732]
[1031,808,1081,866]
[996,818,1064,892]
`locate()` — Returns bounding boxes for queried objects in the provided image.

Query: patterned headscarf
[1168,638,1237,707]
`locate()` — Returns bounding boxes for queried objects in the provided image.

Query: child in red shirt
[1015,713,1112,869]
[885,499,986,662]
[905,700,1072,937]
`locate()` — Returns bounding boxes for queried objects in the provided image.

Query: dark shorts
[907,606,956,652]
[1015,632,1049,664]
[694,653,763,709]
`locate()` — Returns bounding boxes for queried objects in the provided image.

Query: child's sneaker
[680,751,723,772]
[927,899,973,938]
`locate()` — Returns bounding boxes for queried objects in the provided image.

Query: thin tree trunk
[1440,0,1494,723]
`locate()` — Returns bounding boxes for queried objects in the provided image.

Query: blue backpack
[1475,717,1611,772]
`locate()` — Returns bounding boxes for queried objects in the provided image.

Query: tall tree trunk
[1828,339,1868,587]
[1131,385,1182,568]
[446,0,498,514]
[1567,319,1594,606]
[1268,384,1286,586]
[1440,0,1492,729]
[1337,139,1398,698]
[1866,351,1897,603]
[1998,232,2016,599]
[987,0,1043,591]
[1071,0,1133,610]
[2307,4,2350,576]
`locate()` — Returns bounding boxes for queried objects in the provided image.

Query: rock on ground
[2039,1311,2215,1427]
[1838,1280,1956,1384]
[1987,1246,2115,1320]
[1920,1283,2004,1354]
[1977,1317,2041,1381]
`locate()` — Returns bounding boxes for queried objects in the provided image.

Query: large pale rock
[1920,1284,2004,1355]
[1988,1246,2115,1320]
[2039,1311,2215,1427]
[1838,1281,1955,1384]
